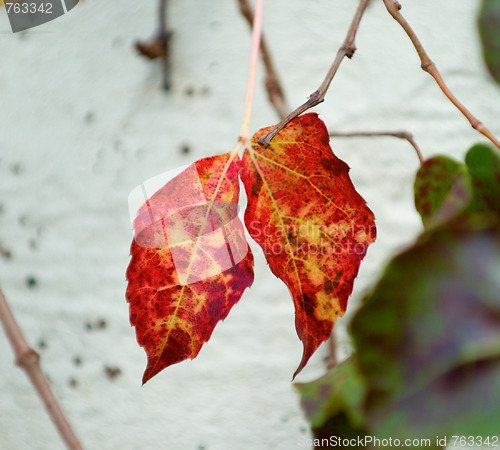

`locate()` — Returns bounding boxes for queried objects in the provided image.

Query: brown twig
[330,130,424,165]
[135,0,172,91]
[158,0,171,91]
[238,0,288,119]
[258,0,370,147]
[0,286,83,450]
[381,0,500,151]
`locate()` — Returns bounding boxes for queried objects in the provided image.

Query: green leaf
[350,222,500,439]
[294,357,367,430]
[413,145,500,230]
[465,143,500,215]
[414,156,471,227]
[295,357,370,447]
[478,0,500,84]
[310,414,369,449]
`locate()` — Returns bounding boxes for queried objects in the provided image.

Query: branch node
[473,121,484,132]
[308,89,322,102]
[421,60,435,73]
[16,348,40,370]
[343,45,356,59]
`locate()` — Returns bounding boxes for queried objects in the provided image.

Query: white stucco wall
[1,1,499,449]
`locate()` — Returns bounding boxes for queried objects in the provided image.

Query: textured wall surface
[0,1,498,449]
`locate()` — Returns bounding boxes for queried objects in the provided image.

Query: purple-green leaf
[465,143,500,215]
[294,357,367,430]
[414,156,471,227]
[295,357,370,447]
[351,221,500,438]
[478,0,500,84]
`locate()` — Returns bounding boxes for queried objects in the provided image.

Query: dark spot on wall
[85,111,95,124]
[10,163,23,175]
[112,37,124,49]
[26,275,38,289]
[84,318,107,331]
[0,242,12,259]
[73,356,83,366]
[180,143,191,155]
[104,365,122,380]
[96,318,107,329]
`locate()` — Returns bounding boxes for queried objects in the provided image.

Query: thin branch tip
[381,0,500,151]
[259,0,370,146]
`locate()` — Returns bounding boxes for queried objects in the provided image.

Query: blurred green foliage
[296,143,500,446]
[479,0,500,84]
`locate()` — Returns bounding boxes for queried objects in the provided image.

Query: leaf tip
[293,346,314,380]
[142,369,153,385]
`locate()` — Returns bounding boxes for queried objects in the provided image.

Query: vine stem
[381,0,500,151]
[239,0,264,142]
[158,0,171,91]
[0,286,83,450]
[258,0,370,147]
[238,0,288,119]
[330,130,424,165]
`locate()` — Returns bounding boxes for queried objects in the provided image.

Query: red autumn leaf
[241,113,376,378]
[126,152,254,383]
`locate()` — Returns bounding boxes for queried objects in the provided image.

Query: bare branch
[158,0,172,91]
[238,0,288,119]
[381,0,500,151]
[330,130,424,165]
[258,0,370,147]
[0,287,83,450]
[135,0,172,91]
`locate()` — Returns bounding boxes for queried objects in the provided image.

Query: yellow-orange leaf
[241,113,376,378]
[126,153,254,383]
